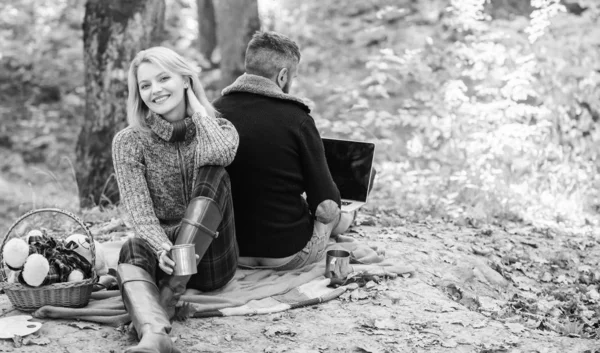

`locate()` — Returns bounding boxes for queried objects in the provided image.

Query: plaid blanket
[27,242,414,326]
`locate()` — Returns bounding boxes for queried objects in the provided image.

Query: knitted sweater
[213,74,341,258]
[112,112,239,256]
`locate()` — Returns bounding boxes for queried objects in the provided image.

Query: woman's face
[137,62,187,122]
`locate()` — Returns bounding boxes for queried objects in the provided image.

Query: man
[213,31,354,269]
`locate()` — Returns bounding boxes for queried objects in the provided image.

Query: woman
[112,46,239,353]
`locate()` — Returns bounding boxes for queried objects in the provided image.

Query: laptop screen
[322,138,375,202]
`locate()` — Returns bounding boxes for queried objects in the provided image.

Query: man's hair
[245,31,301,78]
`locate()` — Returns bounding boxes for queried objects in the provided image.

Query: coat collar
[146,112,196,142]
[221,74,310,112]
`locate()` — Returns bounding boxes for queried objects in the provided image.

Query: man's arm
[298,116,341,218]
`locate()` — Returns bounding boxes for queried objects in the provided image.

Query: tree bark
[213,0,260,90]
[197,0,217,64]
[76,0,165,208]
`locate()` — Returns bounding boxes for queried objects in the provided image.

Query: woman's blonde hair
[127,46,217,131]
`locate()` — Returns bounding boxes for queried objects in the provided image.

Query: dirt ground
[1,212,599,353]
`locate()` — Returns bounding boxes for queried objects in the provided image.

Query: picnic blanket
[30,241,414,327]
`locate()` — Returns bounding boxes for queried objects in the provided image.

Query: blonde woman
[112,47,239,353]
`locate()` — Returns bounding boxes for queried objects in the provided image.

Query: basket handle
[0,208,96,283]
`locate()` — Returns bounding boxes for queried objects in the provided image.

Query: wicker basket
[0,208,97,311]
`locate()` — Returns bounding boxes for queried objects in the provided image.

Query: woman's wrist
[191,111,211,120]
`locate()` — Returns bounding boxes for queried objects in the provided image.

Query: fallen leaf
[450,320,466,327]
[580,309,595,319]
[264,346,289,353]
[476,228,494,237]
[263,325,296,338]
[339,292,352,301]
[504,322,526,334]
[206,335,219,345]
[376,6,408,22]
[587,289,600,301]
[63,347,83,353]
[471,258,510,287]
[178,332,193,340]
[471,320,488,329]
[372,318,400,330]
[503,335,520,345]
[549,307,562,318]
[441,255,456,265]
[68,322,99,330]
[540,272,553,282]
[459,296,481,311]
[442,283,463,301]
[536,299,560,314]
[553,274,569,284]
[441,339,458,348]
[350,289,369,300]
[22,337,50,346]
[511,274,540,292]
[578,265,592,273]
[478,296,503,315]
[354,344,384,353]
[510,227,531,237]
[455,336,477,345]
[472,245,492,256]
[520,239,538,248]
[374,298,393,307]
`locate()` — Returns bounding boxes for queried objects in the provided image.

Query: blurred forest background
[1,0,599,229]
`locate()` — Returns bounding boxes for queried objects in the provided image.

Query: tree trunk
[213,0,260,90]
[76,0,165,208]
[197,0,217,64]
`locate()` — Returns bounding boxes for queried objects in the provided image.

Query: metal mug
[171,244,197,276]
[325,249,352,280]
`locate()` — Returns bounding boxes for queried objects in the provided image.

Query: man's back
[213,78,340,259]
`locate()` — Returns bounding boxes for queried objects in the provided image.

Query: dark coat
[213,74,341,258]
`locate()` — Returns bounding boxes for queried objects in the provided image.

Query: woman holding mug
[112,46,239,353]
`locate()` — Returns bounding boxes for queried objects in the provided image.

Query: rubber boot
[159,196,222,319]
[117,264,179,353]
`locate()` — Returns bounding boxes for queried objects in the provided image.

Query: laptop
[322,138,376,212]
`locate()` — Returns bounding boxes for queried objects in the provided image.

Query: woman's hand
[158,242,176,275]
[185,83,208,117]
[158,242,201,275]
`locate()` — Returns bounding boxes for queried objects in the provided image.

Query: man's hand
[158,242,176,275]
[315,199,341,225]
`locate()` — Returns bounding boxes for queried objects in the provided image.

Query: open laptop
[322,138,376,212]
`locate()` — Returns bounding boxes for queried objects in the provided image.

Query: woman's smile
[137,62,186,122]
[152,94,171,104]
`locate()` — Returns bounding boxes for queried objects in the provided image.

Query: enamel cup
[324,249,352,280]
[171,244,197,276]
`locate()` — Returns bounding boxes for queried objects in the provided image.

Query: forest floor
[1,2,600,350]
[1,208,600,353]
